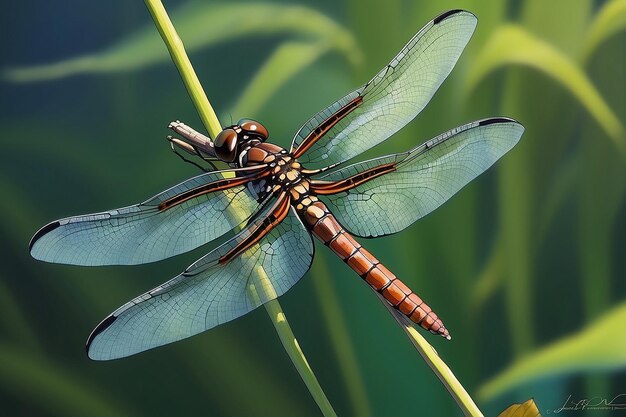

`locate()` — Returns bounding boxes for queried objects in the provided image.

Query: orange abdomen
[300,200,450,339]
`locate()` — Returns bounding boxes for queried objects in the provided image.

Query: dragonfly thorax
[238,141,284,167]
[254,149,307,199]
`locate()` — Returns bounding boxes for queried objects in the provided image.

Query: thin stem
[143,1,336,416]
[144,0,221,138]
[264,300,336,416]
[255,265,336,417]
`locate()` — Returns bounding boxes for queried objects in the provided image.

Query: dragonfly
[30,9,524,360]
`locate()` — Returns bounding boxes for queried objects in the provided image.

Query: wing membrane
[30,168,263,266]
[318,118,524,237]
[290,10,477,170]
[86,206,313,360]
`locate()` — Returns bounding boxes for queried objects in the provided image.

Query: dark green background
[1,0,625,416]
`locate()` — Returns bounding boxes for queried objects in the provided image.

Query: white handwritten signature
[551,394,626,413]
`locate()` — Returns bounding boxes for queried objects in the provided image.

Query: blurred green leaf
[521,0,592,56]
[3,2,361,83]
[0,177,42,244]
[472,152,582,315]
[0,344,134,417]
[498,399,541,417]
[537,150,580,241]
[465,25,626,151]
[582,0,626,61]
[310,260,373,417]
[478,302,626,400]
[470,236,503,312]
[0,280,39,350]
[0,179,40,348]
[229,40,329,118]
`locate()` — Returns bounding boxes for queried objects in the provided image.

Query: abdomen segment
[300,200,450,339]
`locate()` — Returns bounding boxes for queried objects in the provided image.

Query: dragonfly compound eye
[238,119,269,141]
[214,128,239,162]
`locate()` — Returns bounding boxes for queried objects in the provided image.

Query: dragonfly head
[237,119,269,142]
[214,119,269,163]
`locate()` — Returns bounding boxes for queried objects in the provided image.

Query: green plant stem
[143,1,336,416]
[382,301,484,417]
[144,0,221,138]
[264,299,336,416]
[257,267,336,417]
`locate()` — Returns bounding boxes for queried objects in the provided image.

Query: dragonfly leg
[219,192,291,264]
[167,135,218,171]
[196,154,219,171]
[168,120,216,157]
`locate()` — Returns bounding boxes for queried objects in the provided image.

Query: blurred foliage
[479,302,626,401]
[465,24,625,148]
[0,344,135,417]
[1,0,625,416]
[582,0,626,61]
[3,2,361,82]
[230,40,333,118]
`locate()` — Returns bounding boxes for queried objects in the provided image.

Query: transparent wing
[318,118,524,237]
[30,168,263,266]
[86,206,313,360]
[290,10,477,170]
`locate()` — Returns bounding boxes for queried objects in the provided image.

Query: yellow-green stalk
[143,1,336,416]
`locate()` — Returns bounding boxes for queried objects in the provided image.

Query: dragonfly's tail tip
[431,325,451,340]
[439,327,452,341]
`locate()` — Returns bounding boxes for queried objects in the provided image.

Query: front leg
[168,120,216,157]
[167,135,216,172]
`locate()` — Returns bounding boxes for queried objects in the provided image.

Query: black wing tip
[479,117,523,127]
[29,221,61,253]
[433,9,474,24]
[85,315,117,359]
